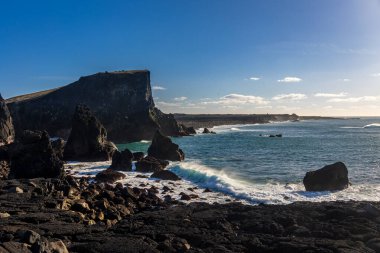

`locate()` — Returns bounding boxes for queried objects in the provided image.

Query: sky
[0,0,380,116]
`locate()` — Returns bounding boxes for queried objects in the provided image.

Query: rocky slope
[6,71,182,143]
[0,95,14,146]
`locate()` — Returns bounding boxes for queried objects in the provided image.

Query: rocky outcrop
[7,71,182,142]
[180,124,196,135]
[202,128,216,134]
[7,130,64,179]
[95,169,126,183]
[135,156,169,173]
[51,138,65,160]
[0,94,14,146]
[133,152,145,161]
[110,149,133,171]
[151,170,181,181]
[63,105,117,162]
[303,162,349,191]
[147,131,185,161]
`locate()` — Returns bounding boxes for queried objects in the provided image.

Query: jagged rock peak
[0,93,15,146]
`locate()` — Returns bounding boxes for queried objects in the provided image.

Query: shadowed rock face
[63,105,117,162]
[0,94,14,146]
[7,70,181,143]
[148,131,185,161]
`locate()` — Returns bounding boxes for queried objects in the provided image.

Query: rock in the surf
[303,162,349,191]
[180,124,196,135]
[95,168,126,183]
[150,170,181,181]
[147,131,184,161]
[110,149,133,171]
[135,156,168,173]
[63,105,117,161]
[132,152,145,161]
[202,128,216,134]
[51,138,65,160]
[7,130,64,179]
[0,94,15,146]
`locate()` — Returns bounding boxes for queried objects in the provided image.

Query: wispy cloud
[371,73,380,77]
[174,96,188,101]
[249,77,261,81]
[156,101,179,106]
[152,86,166,90]
[202,93,269,106]
[339,78,351,82]
[272,93,307,101]
[277,77,302,83]
[314,92,348,98]
[328,96,379,103]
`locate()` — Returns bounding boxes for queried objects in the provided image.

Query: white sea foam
[140,140,151,143]
[364,123,380,128]
[65,159,380,205]
[341,123,380,129]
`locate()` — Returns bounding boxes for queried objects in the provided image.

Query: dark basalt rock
[0,94,15,146]
[63,105,117,162]
[148,131,185,161]
[132,152,145,161]
[110,149,133,171]
[202,128,216,134]
[303,162,349,191]
[0,146,10,180]
[7,130,64,179]
[51,138,65,160]
[95,168,126,183]
[7,71,182,143]
[135,156,168,173]
[180,124,196,135]
[151,170,181,181]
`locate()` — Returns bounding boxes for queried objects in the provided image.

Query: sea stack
[303,162,349,191]
[148,131,185,161]
[63,105,117,161]
[0,94,15,146]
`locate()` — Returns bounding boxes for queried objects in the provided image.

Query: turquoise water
[119,118,380,204]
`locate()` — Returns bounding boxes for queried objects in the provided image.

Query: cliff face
[0,94,15,146]
[7,70,181,143]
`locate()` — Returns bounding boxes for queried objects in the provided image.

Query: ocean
[71,118,380,205]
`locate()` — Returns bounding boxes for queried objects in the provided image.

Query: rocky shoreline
[1,176,380,252]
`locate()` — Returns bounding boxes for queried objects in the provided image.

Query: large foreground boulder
[7,130,64,179]
[0,94,15,146]
[110,149,133,171]
[64,105,117,161]
[303,162,349,191]
[135,156,168,173]
[147,131,185,161]
[95,169,126,183]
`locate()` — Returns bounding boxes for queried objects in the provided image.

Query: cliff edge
[7,70,181,143]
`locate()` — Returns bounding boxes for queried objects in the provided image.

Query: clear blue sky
[1,0,380,116]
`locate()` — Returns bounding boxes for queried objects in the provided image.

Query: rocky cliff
[0,94,15,146]
[6,70,181,143]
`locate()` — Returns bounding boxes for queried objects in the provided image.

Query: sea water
[77,118,380,205]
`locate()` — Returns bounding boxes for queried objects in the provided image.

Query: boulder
[95,169,126,183]
[51,138,65,160]
[202,128,216,134]
[7,130,64,179]
[135,156,168,173]
[132,152,145,161]
[0,146,10,180]
[110,149,133,171]
[63,105,117,161]
[147,131,185,161]
[150,170,181,181]
[303,162,349,191]
[0,94,15,146]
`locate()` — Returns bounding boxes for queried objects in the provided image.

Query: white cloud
[202,93,269,106]
[152,86,166,90]
[371,73,380,77]
[156,101,180,107]
[174,96,188,101]
[314,92,348,98]
[277,77,302,83]
[328,96,379,103]
[272,93,307,101]
[249,77,261,81]
[340,78,351,82]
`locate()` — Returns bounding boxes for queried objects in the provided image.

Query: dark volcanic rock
[95,168,126,183]
[147,131,185,161]
[132,152,145,161]
[63,105,117,162]
[7,130,64,179]
[51,138,65,160]
[0,147,10,180]
[180,124,196,135]
[0,94,14,146]
[110,149,133,171]
[303,162,349,191]
[7,71,182,143]
[202,128,216,134]
[151,170,181,181]
[135,156,168,173]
